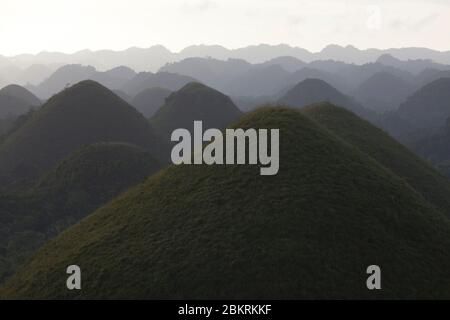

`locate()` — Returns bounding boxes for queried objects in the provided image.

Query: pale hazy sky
[1,0,449,56]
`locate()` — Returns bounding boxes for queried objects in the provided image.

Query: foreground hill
[130,87,172,118]
[0,85,40,118]
[2,107,450,299]
[0,142,160,283]
[279,79,375,121]
[150,82,242,139]
[302,103,450,216]
[0,80,164,185]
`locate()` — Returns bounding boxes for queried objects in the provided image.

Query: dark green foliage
[0,80,165,185]
[150,82,242,140]
[302,103,450,217]
[130,87,171,118]
[0,142,160,283]
[3,106,450,299]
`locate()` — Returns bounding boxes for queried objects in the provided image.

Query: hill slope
[353,72,414,112]
[0,142,160,283]
[302,103,450,216]
[397,78,450,130]
[0,85,40,118]
[0,80,164,185]
[130,87,171,118]
[2,107,450,299]
[279,79,375,121]
[150,82,242,139]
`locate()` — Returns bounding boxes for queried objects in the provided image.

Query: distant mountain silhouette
[121,72,197,97]
[0,80,165,185]
[131,87,172,118]
[414,68,450,89]
[259,56,306,72]
[377,54,450,75]
[0,85,41,118]
[3,44,450,77]
[353,72,414,112]
[160,57,253,93]
[150,82,242,140]
[398,78,450,130]
[279,79,375,120]
[3,106,450,299]
[29,64,137,99]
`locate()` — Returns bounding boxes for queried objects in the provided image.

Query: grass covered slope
[302,103,450,217]
[0,80,164,184]
[2,107,450,299]
[33,142,160,215]
[0,142,160,283]
[150,82,242,139]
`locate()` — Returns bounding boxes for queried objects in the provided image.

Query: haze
[1,0,449,56]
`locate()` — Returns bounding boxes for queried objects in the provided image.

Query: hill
[279,79,375,121]
[0,85,41,118]
[0,80,164,185]
[353,72,414,112]
[121,72,197,97]
[150,82,242,139]
[302,103,450,216]
[397,78,450,130]
[130,87,172,118]
[2,107,450,299]
[0,142,160,283]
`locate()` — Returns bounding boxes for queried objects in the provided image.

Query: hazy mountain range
[1,44,450,299]
[2,44,450,78]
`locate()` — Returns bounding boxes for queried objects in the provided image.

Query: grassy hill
[2,106,450,299]
[302,103,450,217]
[0,80,165,185]
[0,85,40,118]
[150,82,242,139]
[279,79,375,121]
[0,142,160,283]
[130,87,171,118]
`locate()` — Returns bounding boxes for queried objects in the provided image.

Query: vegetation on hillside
[2,106,449,299]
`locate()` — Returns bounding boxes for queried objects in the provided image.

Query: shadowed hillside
[302,103,450,216]
[2,107,450,299]
[131,87,172,118]
[150,82,242,139]
[279,79,375,121]
[0,80,165,185]
[398,78,450,130]
[0,85,40,118]
[0,142,160,283]
[353,72,414,112]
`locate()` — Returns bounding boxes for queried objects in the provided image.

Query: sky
[1,0,449,56]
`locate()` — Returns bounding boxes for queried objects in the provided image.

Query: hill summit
[150,82,242,139]
[2,105,450,299]
[279,78,375,120]
[0,80,164,184]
